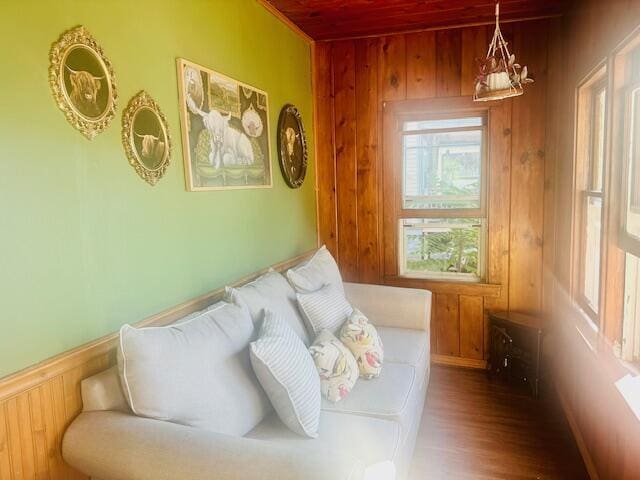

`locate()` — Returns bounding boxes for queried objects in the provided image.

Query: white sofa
[62,281,432,480]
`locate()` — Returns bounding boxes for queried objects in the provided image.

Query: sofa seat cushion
[378,327,430,394]
[377,327,428,370]
[320,363,420,441]
[246,409,401,469]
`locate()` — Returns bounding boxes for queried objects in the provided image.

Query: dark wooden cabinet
[488,311,547,398]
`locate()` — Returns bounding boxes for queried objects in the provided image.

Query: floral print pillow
[338,309,384,379]
[309,330,359,402]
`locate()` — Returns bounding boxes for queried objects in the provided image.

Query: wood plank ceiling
[265,0,566,41]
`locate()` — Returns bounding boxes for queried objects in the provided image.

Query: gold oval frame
[49,26,117,140]
[122,91,172,186]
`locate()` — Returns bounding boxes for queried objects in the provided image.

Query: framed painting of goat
[176,58,272,191]
[49,26,117,140]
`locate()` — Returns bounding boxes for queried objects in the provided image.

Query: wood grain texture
[406,31,436,99]
[459,295,484,360]
[408,366,589,479]
[436,29,462,97]
[313,20,553,364]
[355,38,381,283]
[378,34,406,101]
[484,98,513,333]
[541,17,562,318]
[313,42,338,258]
[435,293,460,356]
[0,251,315,480]
[508,20,548,314]
[461,25,488,96]
[265,0,567,41]
[333,40,360,281]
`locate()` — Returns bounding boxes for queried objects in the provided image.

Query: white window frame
[396,112,488,282]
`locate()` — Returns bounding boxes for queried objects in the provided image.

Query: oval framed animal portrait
[49,26,117,139]
[122,91,172,186]
[277,104,307,189]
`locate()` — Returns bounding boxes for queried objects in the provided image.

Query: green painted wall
[0,0,317,378]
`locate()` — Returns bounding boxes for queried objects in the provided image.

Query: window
[622,82,640,256]
[620,47,640,363]
[574,74,607,320]
[623,253,640,363]
[398,114,487,281]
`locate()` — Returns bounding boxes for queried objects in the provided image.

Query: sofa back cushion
[297,284,353,336]
[287,246,344,294]
[117,301,272,436]
[226,270,310,345]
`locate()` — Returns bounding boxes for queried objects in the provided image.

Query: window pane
[403,116,483,131]
[401,218,483,280]
[622,254,640,363]
[625,86,640,240]
[591,87,606,191]
[402,129,482,209]
[584,196,603,312]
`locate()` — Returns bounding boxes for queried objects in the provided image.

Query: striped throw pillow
[250,310,321,438]
[296,284,354,336]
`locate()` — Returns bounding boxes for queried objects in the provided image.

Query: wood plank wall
[548,1,640,478]
[314,20,553,366]
[0,252,313,480]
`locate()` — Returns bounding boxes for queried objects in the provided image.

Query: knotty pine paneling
[314,20,554,365]
[0,355,110,480]
[459,295,484,360]
[435,29,462,97]
[265,0,566,41]
[355,38,381,284]
[405,31,436,99]
[313,42,337,259]
[508,21,549,314]
[435,293,460,357]
[378,34,406,101]
[333,40,359,282]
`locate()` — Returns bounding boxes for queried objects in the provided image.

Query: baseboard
[555,383,601,480]
[431,354,487,369]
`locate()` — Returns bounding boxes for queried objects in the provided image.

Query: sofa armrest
[343,282,432,331]
[63,411,364,480]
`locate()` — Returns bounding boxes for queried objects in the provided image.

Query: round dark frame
[277,104,307,189]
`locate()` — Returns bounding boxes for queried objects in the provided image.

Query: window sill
[384,275,501,297]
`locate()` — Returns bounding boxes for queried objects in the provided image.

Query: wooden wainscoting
[0,251,313,480]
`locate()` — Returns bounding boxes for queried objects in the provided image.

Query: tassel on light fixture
[473,2,533,101]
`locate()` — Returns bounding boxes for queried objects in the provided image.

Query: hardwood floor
[409,366,589,480]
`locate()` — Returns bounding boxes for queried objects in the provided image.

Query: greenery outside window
[398,114,487,281]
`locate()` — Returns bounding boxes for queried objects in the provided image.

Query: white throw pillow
[250,310,321,438]
[287,245,344,294]
[117,301,271,436]
[338,309,384,379]
[297,283,353,336]
[226,270,310,345]
[309,330,359,402]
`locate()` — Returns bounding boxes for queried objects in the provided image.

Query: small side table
[488,311,547,398]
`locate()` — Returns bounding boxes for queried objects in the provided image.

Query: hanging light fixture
[473,2,533,102]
